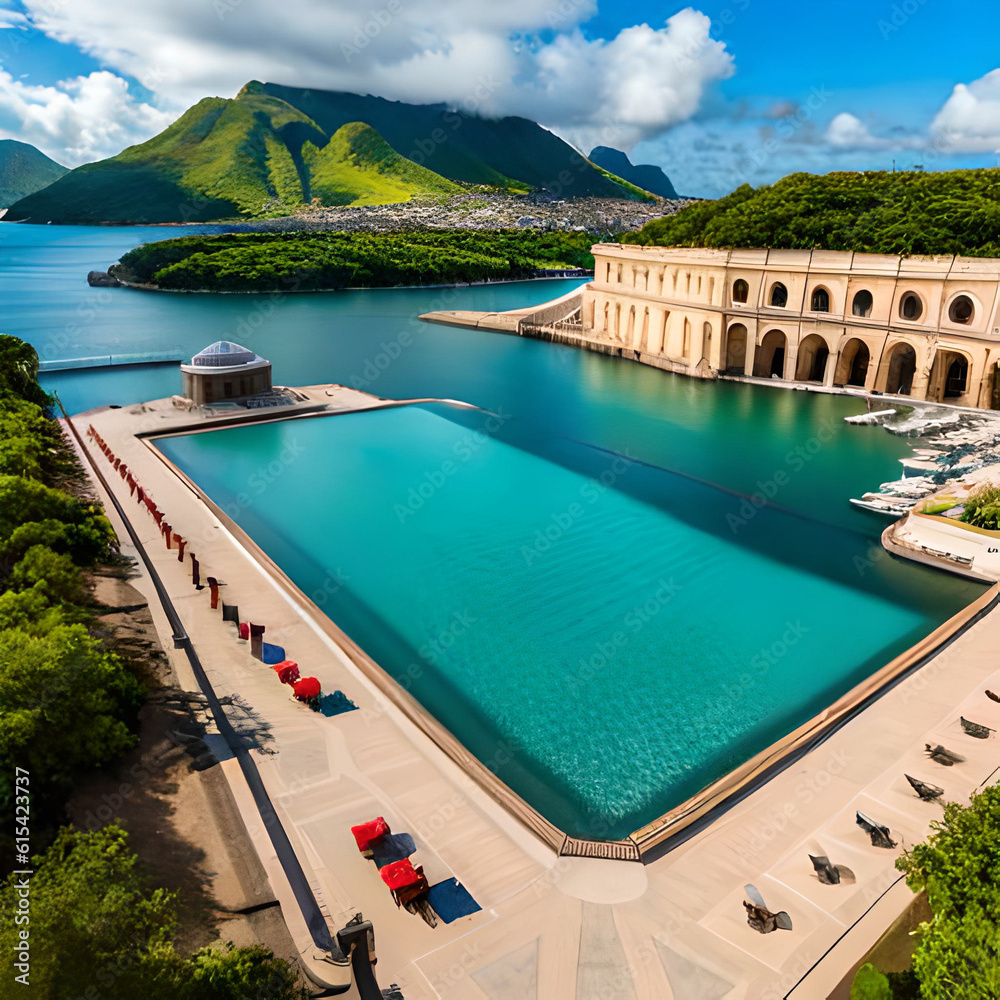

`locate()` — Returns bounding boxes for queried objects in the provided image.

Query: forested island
[109,229,595,292]
[625,168,1000,257]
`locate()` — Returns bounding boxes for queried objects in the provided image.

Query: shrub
[851,964,891,1000]
[897,785,1000,998]
[0,826,305,999]
[0,623,141,814]
[10,545,87,605]
[960,483,1000,530]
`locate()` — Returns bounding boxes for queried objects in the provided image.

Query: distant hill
[0,140,67,208]
[623,169,1000,257]
[4,82,652,224]
[589,146,677,200]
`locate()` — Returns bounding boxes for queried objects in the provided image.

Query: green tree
[9,545,87,605]
[851,963,891,1000]
[897,785,1000,998]
[0,623,141,815]
[0,334,50,408]
[0,826,304,999]
[0,475,115,564]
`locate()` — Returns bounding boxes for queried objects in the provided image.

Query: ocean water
[3,222,985,838]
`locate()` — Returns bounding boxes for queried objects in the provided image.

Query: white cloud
[824,112,889,150]
[931,68,1000,153]
[509,9,734,150]
[11,0,733,162]
[0,70,176,165]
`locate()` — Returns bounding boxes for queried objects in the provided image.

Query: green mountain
[624,169,1000,257]
[4,82,651,223]
[588,146,677,200]
[0,140,68,208]
[249,81,650,199]
[3,91,462,224]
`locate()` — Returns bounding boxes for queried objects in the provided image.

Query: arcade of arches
[574,246,1000,410]
[719,326,988,404]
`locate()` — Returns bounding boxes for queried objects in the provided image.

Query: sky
[1,0,999,196]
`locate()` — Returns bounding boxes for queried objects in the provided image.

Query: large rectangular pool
[157,402,984,840]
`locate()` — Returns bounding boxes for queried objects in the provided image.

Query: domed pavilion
[180,341,272,405]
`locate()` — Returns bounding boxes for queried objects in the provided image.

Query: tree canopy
[0,825,304,999]
[895,784,1000,998]
[113,228,595,292]
[625,169,1000,257]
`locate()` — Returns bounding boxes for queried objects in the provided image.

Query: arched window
[949,295,974,325]
[811,287,830,312]
[769,283,788,307]
[852,290,873,317]
[733,279,749,303]
[900,292,923,321]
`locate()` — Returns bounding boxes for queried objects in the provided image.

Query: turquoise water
[4,223,986,838]
[159,405,982,839]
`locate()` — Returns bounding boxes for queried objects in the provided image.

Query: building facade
[576,246,1000,409]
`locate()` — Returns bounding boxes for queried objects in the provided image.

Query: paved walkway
[75,389,1000,1000]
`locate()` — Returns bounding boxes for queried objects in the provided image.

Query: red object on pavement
[350,817,389,853]
[238,622,250,640]
[272,661,299,684]
[292,676,321,701]
[380,858,422,892]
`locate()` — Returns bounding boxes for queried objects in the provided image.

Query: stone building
[573,246,1000,409]
[180,340,272,406]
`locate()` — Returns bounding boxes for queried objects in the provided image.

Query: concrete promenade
[72,387,1000,999]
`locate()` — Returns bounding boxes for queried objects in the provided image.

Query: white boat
[844,408,898,425]
[850,496,912,516]
[861,493,918,509]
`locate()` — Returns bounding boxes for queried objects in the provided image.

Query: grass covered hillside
[0,139,67,207]
[303,121,460,206]
[626,169,1000,256]
[110,229,594,291]
[3,94,462,224]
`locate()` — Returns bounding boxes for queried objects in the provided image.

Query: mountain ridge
[588,146,678,200]
[4,83,654,224]
[0,140,68,208]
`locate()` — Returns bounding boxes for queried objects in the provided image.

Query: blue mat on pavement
[427,879,481,923]
[316,690,358,717]
[371,833,416,868]
[262,643,286,664]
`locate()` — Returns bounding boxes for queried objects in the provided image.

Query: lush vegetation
[112,229,595,292]
[4,82,647,223]
[0,139,67,207]
[896,785,1000,998]
[0,825,303,998]
[625,169,1000,257]
[0,335,135,824]
[0,334,305,995]
[960,482,1000,530]
[852,785,1000,998]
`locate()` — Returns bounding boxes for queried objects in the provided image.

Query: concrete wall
[579,246,1000,408]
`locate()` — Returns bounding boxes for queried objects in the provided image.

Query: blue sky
[2,0,999,195]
